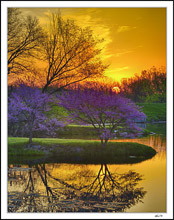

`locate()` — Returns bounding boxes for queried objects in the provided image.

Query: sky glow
[20,7,166,82]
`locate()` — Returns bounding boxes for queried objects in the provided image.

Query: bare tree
[42,13,107,93]
[8,163,146,212]
[8,8,44,75]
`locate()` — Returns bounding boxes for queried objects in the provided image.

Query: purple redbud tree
[58,89,146,147]
[8,84,64,144]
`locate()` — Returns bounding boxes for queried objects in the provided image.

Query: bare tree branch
[8,8,45,75]
[42,13,107,93]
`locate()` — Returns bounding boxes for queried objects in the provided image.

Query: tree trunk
[42,80,52,93]
[101,139,104,147]
[42,84,48,93]
[101,139,108,148]
[29,124,33,145]
[29,131,33,144]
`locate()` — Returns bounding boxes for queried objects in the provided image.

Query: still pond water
[8,123,166,213]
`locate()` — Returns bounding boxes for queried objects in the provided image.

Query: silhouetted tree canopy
[8,8,44,75]
[41,13,107,93]
[118,67,166,103]
[8,163,146,212]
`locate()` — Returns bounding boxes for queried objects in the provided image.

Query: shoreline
[8,137,157,164]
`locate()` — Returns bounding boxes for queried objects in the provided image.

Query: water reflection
[8,163,146,212]
[8,133,166,212]
[113,134,166,159]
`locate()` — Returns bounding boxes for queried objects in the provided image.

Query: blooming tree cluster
[8,84,64,144]
[58,89,146,147]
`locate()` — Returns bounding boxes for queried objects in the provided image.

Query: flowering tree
[8,84,64,144]
[58,89,146,147]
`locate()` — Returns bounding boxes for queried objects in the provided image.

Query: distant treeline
[68,66,166,103]
[118,67,166,103]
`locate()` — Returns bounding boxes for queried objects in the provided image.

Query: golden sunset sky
[20,7,166,82]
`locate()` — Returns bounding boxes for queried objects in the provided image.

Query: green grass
[8,137,156,163]
[8,137,45,156]
[68,124,95,128]
[8,137,29,146]
[146,123,166,135]
[46,103,69,119]
[57,125,98,139]
[137,103,166,121]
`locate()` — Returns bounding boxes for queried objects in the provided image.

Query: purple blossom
[8,84,64,143]
[58,89,146,147]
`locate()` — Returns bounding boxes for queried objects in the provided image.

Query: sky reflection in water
[8,132,166,213]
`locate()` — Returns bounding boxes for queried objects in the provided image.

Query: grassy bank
[146,123,166,135]
[57,125,98,139]
[8,137,156,163]
[8,137,45,156]
[137,103,166,122]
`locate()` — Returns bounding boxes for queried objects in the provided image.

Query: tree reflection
[81,164,145,205]
[47,164,146,212]
[8,163,146,212]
